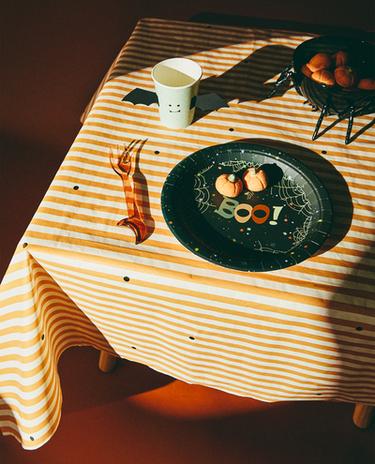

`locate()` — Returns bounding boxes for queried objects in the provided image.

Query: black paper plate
[161,142,332,272]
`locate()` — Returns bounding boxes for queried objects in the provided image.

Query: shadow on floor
[1,346,374,464]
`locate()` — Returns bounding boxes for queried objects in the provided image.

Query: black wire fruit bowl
[270,36,375,144]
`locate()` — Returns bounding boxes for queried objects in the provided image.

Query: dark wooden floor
[1,347,374,464]
[1,1,374,462]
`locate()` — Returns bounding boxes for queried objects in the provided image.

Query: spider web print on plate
[193,165,215,213]
[219,160,258,172]
[254,216,314,256]
[292,216,312,247]
[253,215,312,256]
[271,176,313,218]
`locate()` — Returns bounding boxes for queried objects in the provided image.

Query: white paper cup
[152,57,202,129]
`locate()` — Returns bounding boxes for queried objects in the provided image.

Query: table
[1,17,374,450]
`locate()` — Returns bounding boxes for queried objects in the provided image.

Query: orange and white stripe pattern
[1,18,374,449]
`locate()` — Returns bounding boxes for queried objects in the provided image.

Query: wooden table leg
[353,403,374,428]
[98,350,118,373]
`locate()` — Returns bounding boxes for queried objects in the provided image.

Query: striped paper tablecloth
[1,18,374,449]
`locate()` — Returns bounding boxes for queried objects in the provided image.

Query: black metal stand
[268,65,295,98]
[268,65,374,145]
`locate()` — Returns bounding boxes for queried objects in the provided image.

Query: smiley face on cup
[168,103,181,113]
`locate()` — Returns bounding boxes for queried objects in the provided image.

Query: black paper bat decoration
[122,88,229,112]
[123,88,159,106]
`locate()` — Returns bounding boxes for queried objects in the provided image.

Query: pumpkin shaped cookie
[243,167,268,192]
[215,173,243,198]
